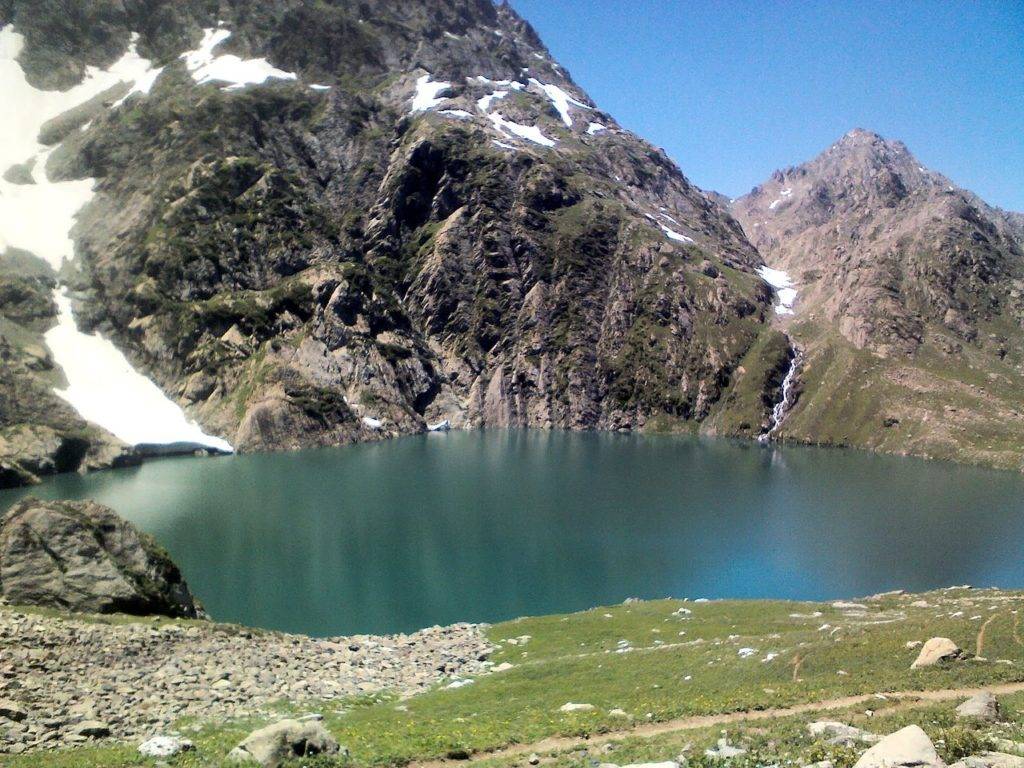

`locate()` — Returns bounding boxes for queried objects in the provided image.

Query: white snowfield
[586,122,607,135]
[756,265,798,315]
[45,290,233,452]
[410,74,451,112]
[182,28,297,90]
[0,25,161,268]
[1,24,232,451]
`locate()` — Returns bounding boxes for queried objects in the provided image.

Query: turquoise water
[2,431,1022,636]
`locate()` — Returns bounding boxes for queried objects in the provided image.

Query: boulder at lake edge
[0,497,203,618]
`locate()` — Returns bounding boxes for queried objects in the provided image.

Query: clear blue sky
[509,0,1024,211]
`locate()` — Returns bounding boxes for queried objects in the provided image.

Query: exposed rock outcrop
[0,498,202,617]
[0,0,782,486]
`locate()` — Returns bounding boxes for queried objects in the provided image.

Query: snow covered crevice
[181,28,297,90]
[756,266,797,315]
[527,78,589,127]
[1,24,232,452]
[45,289,233,452]
[758,341,803,443]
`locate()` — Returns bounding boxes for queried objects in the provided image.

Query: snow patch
[661,225,694,244]
[362,417,384,430]
[528,78,589,127]
[487,112,556,147]
[410,74,451,112]
[45,289,232,451]
[440,109,474,119]
[586,122,607,135]
[477,89,509,113]
[756,266,797,315]
[181,28,297,90]
[0,24,164,268]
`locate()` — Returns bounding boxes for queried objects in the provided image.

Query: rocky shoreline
[0,600,493,755]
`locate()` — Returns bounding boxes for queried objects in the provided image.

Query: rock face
[910,637,962,668]
[0,498,202,617]
[732,130,1024,469]
[853,725,945,768]
[226,719,340,767]
[0,0,788,485]
[956,692,999,721]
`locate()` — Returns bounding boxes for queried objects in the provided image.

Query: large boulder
[911,638,962,668]
[0,498,202,617]
[956,692,1000,722]
[853,725,945,768]
[226,719,341,767]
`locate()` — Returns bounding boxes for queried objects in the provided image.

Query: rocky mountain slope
[733,129,1024,468]
[0,0,794,484]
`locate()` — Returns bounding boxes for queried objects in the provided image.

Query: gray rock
[952,753,1024,768]
[956,692,999,722]
[0,498,202,618]
[226,719,341,767]
[853,725,944,768]
[0,700,28,722]
[72,720,111,738]
[139,735,195,757]
[808,721,880,745]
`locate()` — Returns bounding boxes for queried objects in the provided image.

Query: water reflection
[1,431,1021,636]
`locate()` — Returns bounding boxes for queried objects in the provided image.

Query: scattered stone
[0,607,491,755]
[952,754,1024,768]
[0,700,27,722]
[0,498,202,618]
[807,721,880,745]
[609,708,631,718]
[226,719,340,767]
[529,753,541,765]
[559,702,595,713]
[956,692,999,722]
[139,735,195,757]
[852,725,944,768]
[911,638,962,668]
[705,738,746,759]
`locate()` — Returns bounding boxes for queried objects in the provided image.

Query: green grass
[11,589,1024,767]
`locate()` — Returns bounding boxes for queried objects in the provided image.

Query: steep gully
[755,267,802,442]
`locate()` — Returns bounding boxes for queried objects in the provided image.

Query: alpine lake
[2,430,1021,637]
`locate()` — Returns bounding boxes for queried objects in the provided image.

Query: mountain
[0,0,794,486]
[733,129,1024,469]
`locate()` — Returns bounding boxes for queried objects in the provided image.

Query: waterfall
[758,340,802,443]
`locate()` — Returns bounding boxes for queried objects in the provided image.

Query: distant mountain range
[1,0,1023,486]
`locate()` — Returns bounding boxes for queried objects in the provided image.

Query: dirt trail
[412,681,1024,768]
[977,614,1000,657]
